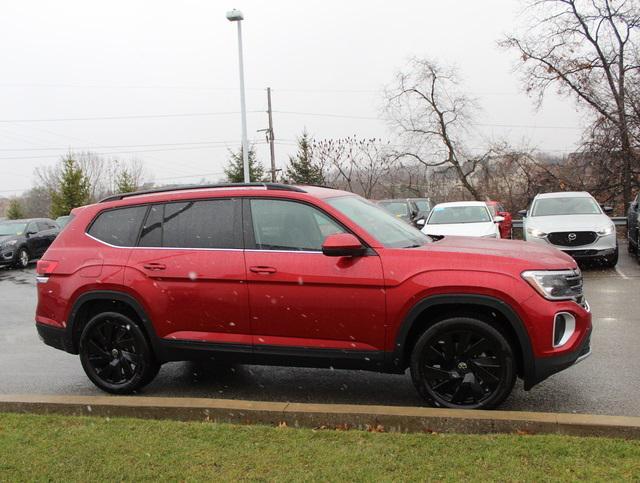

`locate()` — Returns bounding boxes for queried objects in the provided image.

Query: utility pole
[267,87,276,182]
[258,87,277,182]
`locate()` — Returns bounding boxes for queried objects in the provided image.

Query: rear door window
[88,206,147,247]
[139,199,239,249]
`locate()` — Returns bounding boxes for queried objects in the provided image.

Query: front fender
[385,291,535,389]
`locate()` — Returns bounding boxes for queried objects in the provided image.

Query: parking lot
[1,242,638,417]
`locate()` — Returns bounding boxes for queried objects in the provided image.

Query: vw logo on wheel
[568,233,577,241]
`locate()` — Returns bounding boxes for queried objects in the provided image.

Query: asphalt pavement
[1,244,639,416]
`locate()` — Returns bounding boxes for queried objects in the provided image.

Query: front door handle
[143,262,166,271]
[249,266,277,274]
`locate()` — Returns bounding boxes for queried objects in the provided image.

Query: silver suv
[521,191,617,267]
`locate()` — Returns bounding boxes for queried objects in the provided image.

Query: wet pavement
[1,245,639,416]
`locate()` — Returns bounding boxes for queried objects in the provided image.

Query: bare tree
[312,137,394,198]
[502,0,640,206]
[383,57,494,200]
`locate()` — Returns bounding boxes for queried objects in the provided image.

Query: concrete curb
[1,394,639,439]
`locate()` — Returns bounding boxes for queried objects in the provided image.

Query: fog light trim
[553,312,576,348]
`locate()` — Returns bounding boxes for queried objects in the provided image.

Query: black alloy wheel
[79,312,159,394]
[411,318,516,409]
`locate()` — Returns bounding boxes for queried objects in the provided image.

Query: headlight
[526,227,547,238]
[596,225,615,236]
[1,239,17,249]
[521,269,583,301]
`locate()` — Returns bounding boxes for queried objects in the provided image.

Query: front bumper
[562,247,616,260]
[526,233,617,260]
[0,249,15,265]
[527,325,592,389]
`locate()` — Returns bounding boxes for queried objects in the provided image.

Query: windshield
[427,205,491,224]
[531,197,602,216]
[327,196,430,248]
[378,201,409,218]
[0,222,27,236]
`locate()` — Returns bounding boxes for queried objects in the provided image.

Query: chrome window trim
[86,232,323,254]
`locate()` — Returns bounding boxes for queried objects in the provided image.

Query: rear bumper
[36,322,73,353]
[526,326,592,389]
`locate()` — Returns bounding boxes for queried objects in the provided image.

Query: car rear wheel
[79,312,159,394]
[410,317,516,410]
[13,248,29,269]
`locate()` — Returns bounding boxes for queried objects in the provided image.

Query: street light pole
[226,9,250,183]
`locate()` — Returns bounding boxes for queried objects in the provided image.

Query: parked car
[421,201,502,238]
[520,191,617,267]
[377,198,433,228]
[486,200,513,239]
[55,215,72,229]
[0,218,59,268]
[626,192,640,259]
[36,183,591,410]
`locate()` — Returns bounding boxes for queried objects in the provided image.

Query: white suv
[521,191,617,267]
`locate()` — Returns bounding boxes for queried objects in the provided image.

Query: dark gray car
[0,218,59,269]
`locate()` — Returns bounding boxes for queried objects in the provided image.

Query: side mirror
[26,230,37,237]
[493,216,505,223]
[517,210,527,218]
[603,206,613,214]
[415,218,426,228]
[322,233,366,257]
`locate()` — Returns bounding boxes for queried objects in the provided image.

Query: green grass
[0,413,639,481]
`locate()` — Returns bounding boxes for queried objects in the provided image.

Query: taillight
[37,260,59,275]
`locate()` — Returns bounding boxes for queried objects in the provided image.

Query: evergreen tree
[50,157,91,218]
[115,169,138,193]
[285,130,324,185]
[224,146,265,183]
[6,199,24,220]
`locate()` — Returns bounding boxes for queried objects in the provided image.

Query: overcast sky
[0,0,586,195]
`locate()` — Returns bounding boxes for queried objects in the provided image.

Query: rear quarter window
[87,206,147,247]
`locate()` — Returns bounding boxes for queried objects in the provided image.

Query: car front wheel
[79,312,159,394]
[14,248,29,269]
[603,245,618,268]
[410,317,516,410]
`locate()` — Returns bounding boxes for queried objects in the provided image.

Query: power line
[0,143,256,161]
[0,140,244,152]
[272,110,584,130]
[0,111,263,123]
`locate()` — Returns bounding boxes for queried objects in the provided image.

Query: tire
[410,317,517,410]
[13,248,29,269]
[603,246,618,268]
[79,312,160,394]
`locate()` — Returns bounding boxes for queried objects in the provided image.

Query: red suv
[35,184,592,409]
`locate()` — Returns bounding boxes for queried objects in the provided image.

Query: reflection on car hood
[525,214,612,232]
[422,222,496,237]
[0,235,17,243]
[425,236,576,268]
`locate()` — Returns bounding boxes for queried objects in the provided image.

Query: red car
[35,183,591,409]
[486,200,513,239]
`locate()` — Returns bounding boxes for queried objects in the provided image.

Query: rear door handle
[143,262,166,271]
[249,266,277,274]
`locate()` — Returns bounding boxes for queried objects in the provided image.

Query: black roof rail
[99,183,306,203]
